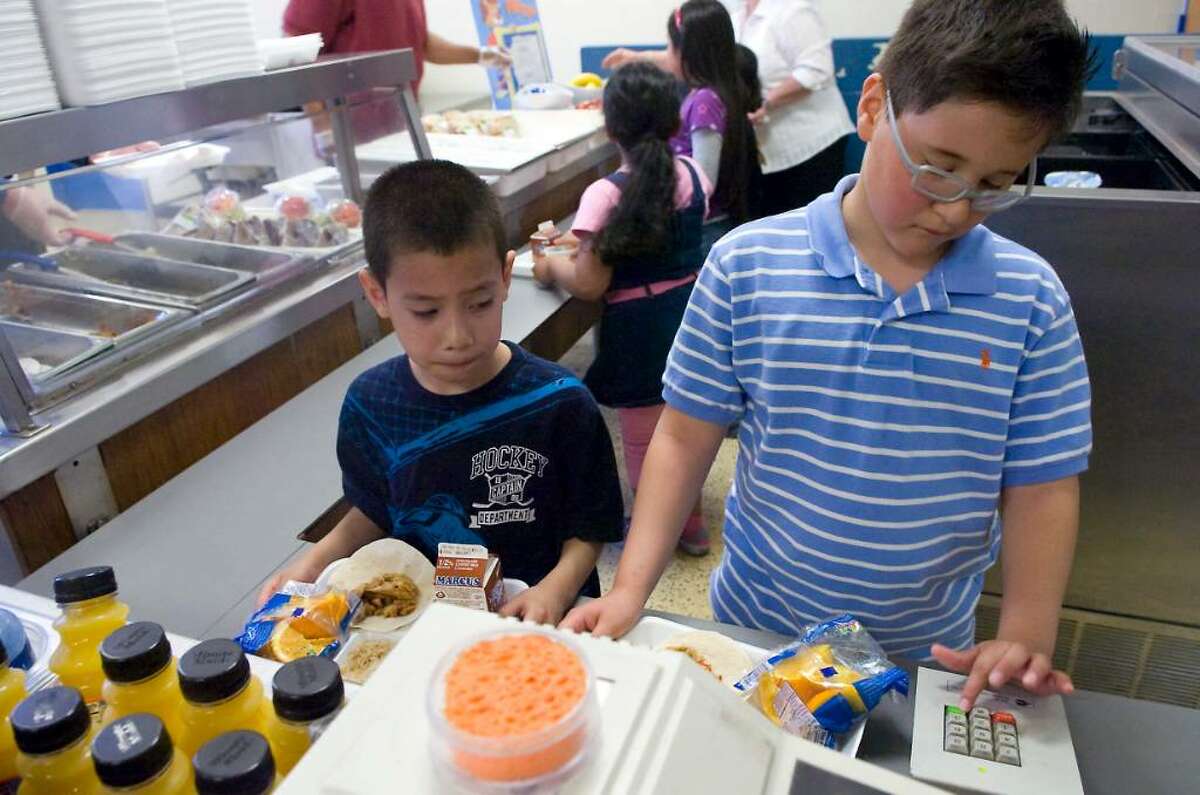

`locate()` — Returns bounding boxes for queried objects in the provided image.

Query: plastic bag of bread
[734,615,909,746]
[237,584,359,662]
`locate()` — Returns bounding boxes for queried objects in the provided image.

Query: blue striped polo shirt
[663,175,1092,660]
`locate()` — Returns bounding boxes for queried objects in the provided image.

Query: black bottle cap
[178,639,250,704]
[92,712,175,788]
[11,686,90,755]
[193,731,275,795]
[272,656,344,723]
[101,622,173,683]
[53,566,117,604]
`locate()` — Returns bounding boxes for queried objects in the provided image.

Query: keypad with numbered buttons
[943,706,1021,766]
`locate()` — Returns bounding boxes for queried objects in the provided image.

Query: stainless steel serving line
[0,51,428,438]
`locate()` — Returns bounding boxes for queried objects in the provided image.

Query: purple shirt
[669,87,727,156]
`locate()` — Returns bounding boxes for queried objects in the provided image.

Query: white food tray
[622,615,867,758]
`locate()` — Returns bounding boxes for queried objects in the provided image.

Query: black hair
[668,0,755,222]
[878,0,1098,142]
[595,62,682,267]
[362,159,506,287]
[736,44,764,219]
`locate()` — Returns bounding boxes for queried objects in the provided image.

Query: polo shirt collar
[806,174,999,297]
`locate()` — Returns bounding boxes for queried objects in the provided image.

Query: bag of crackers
[734,615,909,747]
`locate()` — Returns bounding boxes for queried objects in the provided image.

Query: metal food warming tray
[7,248,254,310]
[0,280,186,351]
[0,320,111,385]
[108,233,314,285]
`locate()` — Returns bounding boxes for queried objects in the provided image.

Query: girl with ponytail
[532,62,713,556]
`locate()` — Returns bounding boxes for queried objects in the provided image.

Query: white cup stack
[0,0,61,120]
[164,0,262,87]
[33,0,185,106]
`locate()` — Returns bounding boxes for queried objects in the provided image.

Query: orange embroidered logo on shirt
[980,349,992,369]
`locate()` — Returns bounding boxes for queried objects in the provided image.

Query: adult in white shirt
[606,0,853,217]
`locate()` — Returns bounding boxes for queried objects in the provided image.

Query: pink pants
[616,405,664,490]
[616,404,703,534]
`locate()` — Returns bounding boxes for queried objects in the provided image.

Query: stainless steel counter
[16,278,576,639]
[651,610,1200,795]
[0,258,371,498]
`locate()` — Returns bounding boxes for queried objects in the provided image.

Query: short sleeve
[283,0,351,44]
[682,88,727,136]
[570,179,622,237]
[1002,303,1093,486]
[554,392,625,544]
[773,5,836,91]
[336,392,392,533]
[662,253,745,425]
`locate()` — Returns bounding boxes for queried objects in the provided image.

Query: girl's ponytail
[595,63,682,267]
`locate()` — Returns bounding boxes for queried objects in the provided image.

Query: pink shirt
[571,156,713,239]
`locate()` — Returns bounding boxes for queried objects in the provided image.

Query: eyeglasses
[885,91,1035,213]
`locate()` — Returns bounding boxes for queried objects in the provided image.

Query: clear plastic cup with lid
[426,628,599,793]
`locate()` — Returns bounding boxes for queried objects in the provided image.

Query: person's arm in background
[425,32,480,65]
[426,33,511,68]
[749,6,835,124]
[690,129,723,188]
[2,187,76,246]
[602,47,672,72]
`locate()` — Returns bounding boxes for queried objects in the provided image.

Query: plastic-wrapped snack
[734,615,909,746]
[237,583,360,662]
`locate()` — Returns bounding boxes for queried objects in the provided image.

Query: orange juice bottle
[50,567,130,716]
[91,713,192,794]
[175,640,269,759]
[12,686,100,794]
[100,622,187,743]
[194,731,277,795]
[266,657,344,775]
[0,641,29,787]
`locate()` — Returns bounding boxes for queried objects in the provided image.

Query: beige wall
[249,1,1186,99]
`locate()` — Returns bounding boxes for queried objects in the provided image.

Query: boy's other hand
[255,561,321,608]
[558,588,643,638]
[932,641,1074,711]
[498,583,570,626]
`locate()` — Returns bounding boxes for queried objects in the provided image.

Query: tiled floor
[558,333,735,620]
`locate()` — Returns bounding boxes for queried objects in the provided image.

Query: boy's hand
[932,641,1074,711]
[558,587,644,638]
[255,561,322,608]
[499,583,571,626]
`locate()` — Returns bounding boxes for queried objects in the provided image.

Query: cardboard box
[433,543,504,612]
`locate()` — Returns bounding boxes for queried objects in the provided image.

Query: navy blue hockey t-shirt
[337,342,625,597]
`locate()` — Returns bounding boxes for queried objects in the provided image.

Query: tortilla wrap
[659,630,754,687]
[327,538,435,632]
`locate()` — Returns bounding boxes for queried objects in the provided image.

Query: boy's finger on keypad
[961,648,1004,708]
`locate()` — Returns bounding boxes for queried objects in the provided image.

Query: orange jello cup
[428,629,598,790]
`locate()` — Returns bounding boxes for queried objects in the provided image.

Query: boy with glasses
[564,0,1096,711]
